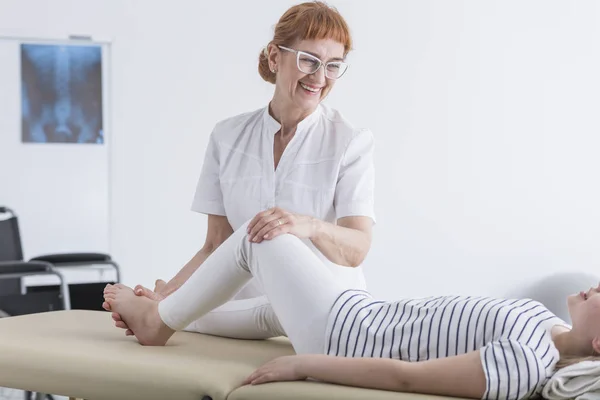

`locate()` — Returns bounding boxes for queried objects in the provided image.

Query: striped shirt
[324,290,569,400]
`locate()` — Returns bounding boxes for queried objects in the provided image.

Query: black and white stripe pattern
[325,290,565,400]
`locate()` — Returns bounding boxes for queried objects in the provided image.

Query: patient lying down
[104,223,600,400]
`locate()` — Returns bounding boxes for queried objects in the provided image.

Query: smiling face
[269,38,345,114]
[567,282,600,350]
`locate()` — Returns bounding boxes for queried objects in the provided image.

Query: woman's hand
[242,355,310,385]
[247,207,319,243]
[133,279,168,301]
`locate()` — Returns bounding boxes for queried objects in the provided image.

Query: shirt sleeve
[190,130,226,216]
[334,129,376,223]
[480,339,549,400]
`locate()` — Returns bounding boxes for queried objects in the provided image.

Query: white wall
[0,0,598,301]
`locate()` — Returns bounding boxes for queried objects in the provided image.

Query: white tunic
[326,290,570,400]
[191,104,376,297]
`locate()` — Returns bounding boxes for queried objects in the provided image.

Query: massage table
[0,310,465,400]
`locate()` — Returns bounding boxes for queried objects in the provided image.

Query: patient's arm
[245,352,486,399]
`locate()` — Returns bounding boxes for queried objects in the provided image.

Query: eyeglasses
[278,45,349,80]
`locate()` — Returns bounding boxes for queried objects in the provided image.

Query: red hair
[258,1,353,84]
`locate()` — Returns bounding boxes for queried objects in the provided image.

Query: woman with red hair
[109,2,376,341]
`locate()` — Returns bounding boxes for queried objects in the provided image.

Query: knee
[239,218,303,246]
[257,231,304,248]
[232,220,256,245]
[242,231,306,268]
[239,219,253,234]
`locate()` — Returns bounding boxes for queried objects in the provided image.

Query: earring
[271,68,276,73]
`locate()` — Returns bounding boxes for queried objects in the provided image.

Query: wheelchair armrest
[31,253,112,264]
[29,253,121,283]
[0,260,52,275]
[0,261,72,310]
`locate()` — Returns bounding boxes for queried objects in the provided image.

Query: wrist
[158,284,174,298]
[296,355,322,379]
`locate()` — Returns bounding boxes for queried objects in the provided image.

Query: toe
[102,301,111,311]
[115,321,128,329]
[126,329,134,336]
[112,312,121,321]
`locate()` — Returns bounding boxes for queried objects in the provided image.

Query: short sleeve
[334,129,376,223]
[190,130,226,216]
[480,339,549,400]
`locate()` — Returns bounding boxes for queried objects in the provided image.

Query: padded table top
[0,310,464,400]
[0,310,294,400]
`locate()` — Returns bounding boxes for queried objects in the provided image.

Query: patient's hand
[242,355,309,385]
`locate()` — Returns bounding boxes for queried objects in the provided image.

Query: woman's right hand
[133,279,168,301]
[105,279,167,336]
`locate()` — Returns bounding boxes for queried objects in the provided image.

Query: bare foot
[111,312,133,335]
[104,284,154,336]
[102,284,113,311]
[104,284,175,346]
[103,285,130,334]
[105,283,161,337]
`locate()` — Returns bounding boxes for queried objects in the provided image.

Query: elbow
[336,244,368,268]
[334,256,363,268]
[348,236,372,267]
[344,246,370,268]
[347,254,366,268]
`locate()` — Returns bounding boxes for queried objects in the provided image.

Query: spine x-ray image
[21,44,104,144]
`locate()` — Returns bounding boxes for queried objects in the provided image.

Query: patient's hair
[556,355,600,369]
[258,1,353,84]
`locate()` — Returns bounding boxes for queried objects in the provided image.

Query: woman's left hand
[242,355,309,385]
[247,207,318,243]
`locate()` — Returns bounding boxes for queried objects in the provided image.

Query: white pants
[182,297,285,339]
[158,221,349,354]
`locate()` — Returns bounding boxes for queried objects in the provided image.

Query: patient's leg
[110,280,284,339]
[106,222,346,353]
[108,297,285,339]
[106,291,285,341]
[183,297,285,339]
